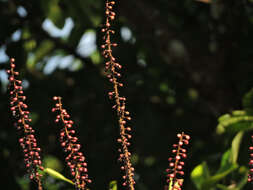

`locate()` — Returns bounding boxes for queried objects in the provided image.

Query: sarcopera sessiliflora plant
[52,96,92,190]
[166,132,190,190]
[6,1,253,190]
[101,0,135,189]
[7,58,44,190]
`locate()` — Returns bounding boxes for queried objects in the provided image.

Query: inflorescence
[101,0,135,189]
[7,58,43,190]
[248,135,253,183]
[52,96,91,190]
[166,132,190,190]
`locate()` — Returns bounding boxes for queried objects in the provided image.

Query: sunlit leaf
[231,132,244,164]
[91,50,101,65]
[218,114,231,123]
[109,180,117,190]
[217,115,253,134]
[43,168,74,185]
[191,162,210,190]
[231,110,246,116]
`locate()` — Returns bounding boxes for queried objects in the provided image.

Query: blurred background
[0,0,253,189]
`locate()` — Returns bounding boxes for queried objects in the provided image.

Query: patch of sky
[11,30,22,42]
[76,30,97,57]
[120,26,132,42]
[17,6,27,18]
[0,69,8,92]
[42,18,74,38]
[43,55,81,75]
[137,59,147,67]
[22,79,30,90]
[58,55,75,69]
[43,55,61,75]
[0,46,9,63]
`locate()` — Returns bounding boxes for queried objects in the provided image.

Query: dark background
[0,0,253,189]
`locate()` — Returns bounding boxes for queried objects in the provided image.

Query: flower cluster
[52,96,91,190]
[101,1,135,189]
[248,135,253,182]
[166,132,190,190]
[7,58,43,190]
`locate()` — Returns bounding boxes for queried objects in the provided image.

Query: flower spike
[52,96,91,190]
[166,132,190,190]
[101,1,135,189]
[7,58,44,190]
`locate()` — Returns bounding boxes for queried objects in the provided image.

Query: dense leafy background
[0,0,253,189]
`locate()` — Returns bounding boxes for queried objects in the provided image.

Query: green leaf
[243,88,253,114]
[202,164,238,190]
[91,50,101,65]
[201,136,241,189]
[216,169,248,190]
[195,132,244,190]
[218,149,232,173]
[218,114,231,123]
[216,88,253,134]
[217,114,232,134]
[231,110,246,116]
[212,149,237,186]
[231,131,244,164]
[191,162,210,190]
[109,180,117,190]
[217,115,253,134]
[191,154,238,190]
[43,168,74,185]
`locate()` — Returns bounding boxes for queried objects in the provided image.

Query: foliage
[190,87,253,190]
[191,132,247,190]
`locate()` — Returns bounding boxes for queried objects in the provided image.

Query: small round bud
[10,58,15,63]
